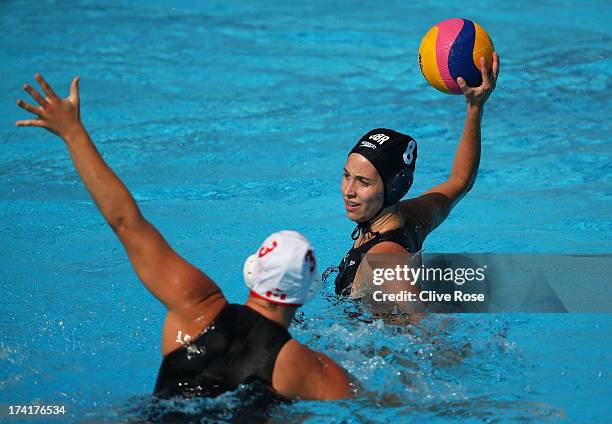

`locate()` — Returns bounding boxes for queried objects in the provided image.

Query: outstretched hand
[457,52,499,109]
[16,74,83,139]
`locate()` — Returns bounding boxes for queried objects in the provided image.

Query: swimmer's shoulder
[366,240,407,254]
[272,339,352,400]
[161,293,228,356]
[400,198,432,246]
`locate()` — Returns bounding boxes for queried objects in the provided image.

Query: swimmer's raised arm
[401,52,500,242]
[16,74,224,324]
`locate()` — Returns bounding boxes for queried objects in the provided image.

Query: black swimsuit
[154,303,291,399]
[334,220,423,296]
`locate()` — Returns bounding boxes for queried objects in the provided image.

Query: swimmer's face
[342,153,384,223]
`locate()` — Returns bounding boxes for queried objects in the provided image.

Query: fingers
[23,83,47,106]
[492,52,500,80]
[456,77,469,94]
[15,119,44,127]
[70,76,80,101]
[16,99,42,115]
[480,56,491,88]
[35,73,59,101]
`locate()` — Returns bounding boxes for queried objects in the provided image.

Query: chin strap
[351,221,381,241]
[351,202,398,241]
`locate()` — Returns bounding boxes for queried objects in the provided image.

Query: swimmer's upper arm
[361,242,422,314]
[349,242,410,296]
[114,216,223,315]
[273,340,352,400]
[400,179,466,242]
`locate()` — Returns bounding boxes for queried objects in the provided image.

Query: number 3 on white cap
[305,250,316,273]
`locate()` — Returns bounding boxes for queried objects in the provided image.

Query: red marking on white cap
[258,240,278,258]
[266,288,286,299]
[249,290,302,306]
[305,249,316,273]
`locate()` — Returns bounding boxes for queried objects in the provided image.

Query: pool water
[1,0,610,422]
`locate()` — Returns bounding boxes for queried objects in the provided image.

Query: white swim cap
[243,230,320,306]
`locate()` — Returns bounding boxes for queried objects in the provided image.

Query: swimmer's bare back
[16,74,352,400]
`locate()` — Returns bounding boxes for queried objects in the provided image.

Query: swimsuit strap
[334,224,421,296]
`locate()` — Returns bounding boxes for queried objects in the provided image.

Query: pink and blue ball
[418,18,494,94]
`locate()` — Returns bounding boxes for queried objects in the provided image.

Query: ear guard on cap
[383,137,417,206]
[385,168,414,205]
[243,253,258,289]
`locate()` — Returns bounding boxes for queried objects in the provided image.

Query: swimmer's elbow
[464,178,476,194]
[465,169,480,193]
[448,173,477,201]
[109,216,125,234]
[109,211,146,235]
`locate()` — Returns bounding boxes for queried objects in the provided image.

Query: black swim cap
[349,128,417,208]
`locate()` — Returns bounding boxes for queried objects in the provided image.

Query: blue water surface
[1,0,611,422]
